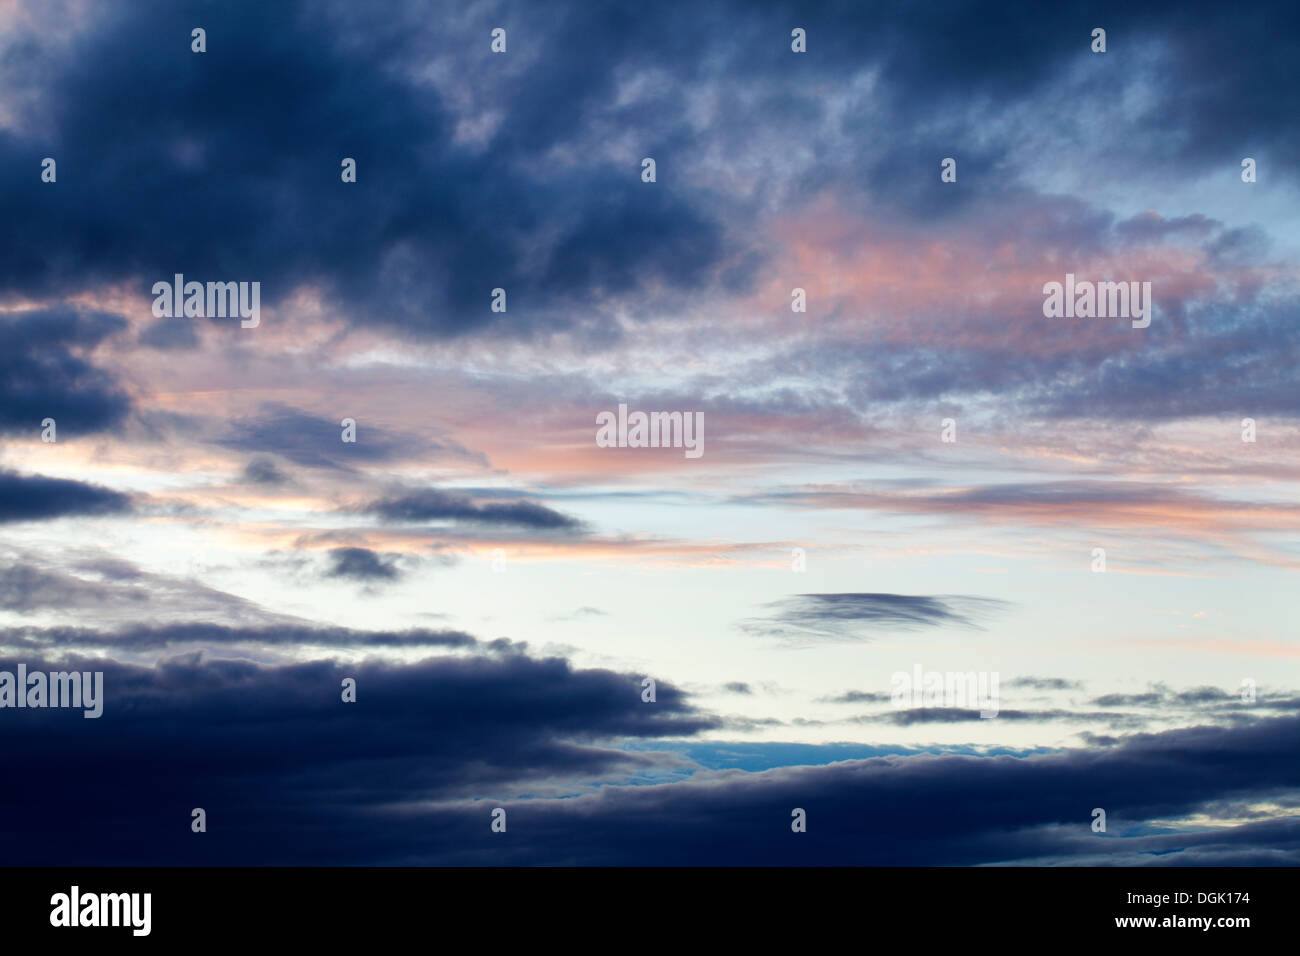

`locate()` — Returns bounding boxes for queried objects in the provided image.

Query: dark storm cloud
[0,644,1292,864]
[1,0,1297,871]
[0,0,1291,462]
[740,592,1011,643]
[417,710,1300,865]
[0,307,130,436]
[0,470,132,523]
[0,649,718,864]
[366,488,582,531]
[0,0,744,341]
[3,0,1292,347]
[757,0,1300,191]
[325,546,401,582]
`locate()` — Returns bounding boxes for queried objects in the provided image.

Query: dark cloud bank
[0,636,1294,865]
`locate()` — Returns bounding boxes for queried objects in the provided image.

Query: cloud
[137,316,199,351]
[546,606,608,622]
[820,690,893,704]
[413,711,1300,865]
[0,648,719,864]
[1007,677,1086,691]
[863,708,1145,729]
[366,488,582,531]
[740,593,1012,644]
[325,547,401,582]
[1,0,1297,871]
[0,644,1293,865]
[1091,683,1243,708]
[750,481,1300,566]
[0,307,130,436]
[0,0,748,342]
[0,470,132,523]
[216,403,428,471]
[241,456,291,486]
[0,622,488,656]
[0,550,282,624]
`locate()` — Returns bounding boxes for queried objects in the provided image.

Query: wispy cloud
[740,593,1012,644]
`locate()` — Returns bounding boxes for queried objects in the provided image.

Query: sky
[0,0,1298,865]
